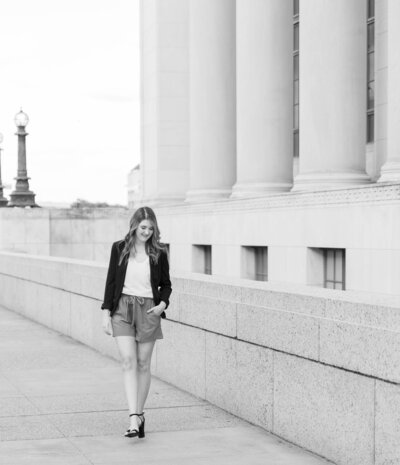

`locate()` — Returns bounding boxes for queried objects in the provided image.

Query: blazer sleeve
[159,250,172,309]
[101,242,119,310]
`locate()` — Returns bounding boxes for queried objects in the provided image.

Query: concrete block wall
[0,251,399,465]
[0,208,130,262]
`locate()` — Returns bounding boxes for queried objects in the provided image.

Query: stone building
[139,0,400,296]
[127,163,141,209]
[134,1,400,463]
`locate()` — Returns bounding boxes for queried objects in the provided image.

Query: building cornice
[153,182,400,214]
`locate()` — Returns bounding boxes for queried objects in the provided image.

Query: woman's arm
[158,250,172,309]
[101,242,118,310]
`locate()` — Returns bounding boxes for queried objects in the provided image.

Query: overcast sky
[0,0,140,206]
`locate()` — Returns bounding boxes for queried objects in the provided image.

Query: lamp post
[0,133,8,207]
[9,109,38,207]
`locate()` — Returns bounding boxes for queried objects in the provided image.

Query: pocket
[146,309,161,329]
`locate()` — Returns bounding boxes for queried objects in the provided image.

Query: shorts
[111,294,163,342]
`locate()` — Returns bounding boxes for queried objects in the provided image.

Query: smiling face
[135,219,154,244]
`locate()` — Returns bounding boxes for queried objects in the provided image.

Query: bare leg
[115,336,140,430]
[137,340,156,414]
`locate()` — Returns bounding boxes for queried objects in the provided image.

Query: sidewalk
[0,306,332,465]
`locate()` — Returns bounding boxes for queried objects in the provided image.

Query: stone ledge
[237,304,319,359]
[0,251,399,322]
[320,320,400,383]
[172,271,400,310]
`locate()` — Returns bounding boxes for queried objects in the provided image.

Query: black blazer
[101,240,172,319]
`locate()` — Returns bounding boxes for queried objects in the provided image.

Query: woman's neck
[133,241,147,253]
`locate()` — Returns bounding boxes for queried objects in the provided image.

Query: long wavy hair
[118,206,166,265]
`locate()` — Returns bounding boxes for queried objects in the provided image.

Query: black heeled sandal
[138,412,145,438]
[124,412,145,438]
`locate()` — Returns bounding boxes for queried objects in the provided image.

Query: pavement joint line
[0,424,247,445]
[0,424,249,445]
[0,403,213,419]
[65,436,96,465]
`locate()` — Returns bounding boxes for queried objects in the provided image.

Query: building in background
[139,0,400,297]
[127,163,141,209]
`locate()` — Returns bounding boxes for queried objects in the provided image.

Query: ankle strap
[129,412,144,417]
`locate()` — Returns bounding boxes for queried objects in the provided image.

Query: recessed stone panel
[70,294,96,347]
[34,284,53,328]
[51,288,71,336]
[375,380,400,465]
[155,320,206,398]
[205,332,273,430]
[164,292,180,321]
[49,219,73,245]
[0,275,16,311]
[274,352,375,465]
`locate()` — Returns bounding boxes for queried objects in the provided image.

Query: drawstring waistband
[126,295,145,306]
[123,295,145,328]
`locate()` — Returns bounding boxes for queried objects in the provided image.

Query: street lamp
[0,133,8,207]
[9,109,38,207]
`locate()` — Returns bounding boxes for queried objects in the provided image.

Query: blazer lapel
[116,241,128,294]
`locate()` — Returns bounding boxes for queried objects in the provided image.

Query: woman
[101,206,172,438]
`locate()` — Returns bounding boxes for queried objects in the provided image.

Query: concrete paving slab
[0,438,92,465]
[0,375,23,398]
[28,393,128,415]
[147,386,207,409]
[28,388,205,415]
[190,453,329,465]
[0,348,115,372]
[69,427,328,465]
[45,404,241,438]
[0,305,332,465]
[2,367,122,396]
[0,397,41,417]
[45,410,126,438]
[0,415,64,441]
[0,339,117,372]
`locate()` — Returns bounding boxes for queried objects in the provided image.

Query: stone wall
[0,208,129,262]
[0,250,399,465]
[155,183,400,296]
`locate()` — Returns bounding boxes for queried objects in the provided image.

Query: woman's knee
[137,357,151,372]
[121,356,137,371]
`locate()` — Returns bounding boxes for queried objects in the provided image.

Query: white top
[122,255,153,298]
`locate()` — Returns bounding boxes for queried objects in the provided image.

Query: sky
[0,0,140,206]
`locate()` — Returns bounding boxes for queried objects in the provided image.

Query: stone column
[292,0,370,191]
[140,0,190,206]
[374,0,388,180]
[231,0,293,198]
[185,0,236,202]
[378,0,400,182]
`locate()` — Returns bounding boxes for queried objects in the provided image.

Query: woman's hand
[147,302,166,317]
[102,310,113,336]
